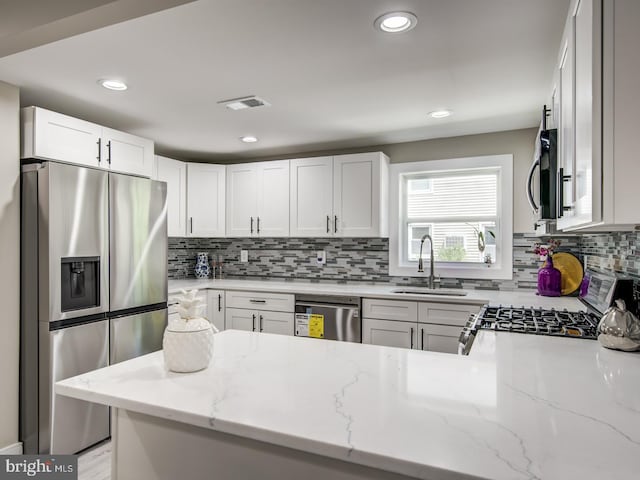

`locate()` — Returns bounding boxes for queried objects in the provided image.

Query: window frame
[389,155,513,280]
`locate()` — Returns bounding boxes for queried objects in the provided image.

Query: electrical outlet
[316,250,326,266]
[240,250,248,262]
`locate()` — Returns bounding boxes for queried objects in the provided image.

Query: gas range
[458,268,637,355]
[473,306,600,339]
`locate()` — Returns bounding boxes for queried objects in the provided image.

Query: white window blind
[404,169,499,263]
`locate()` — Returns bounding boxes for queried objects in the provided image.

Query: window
[389,155,513,280]
[407,224,432,260]
[407,178,432,194]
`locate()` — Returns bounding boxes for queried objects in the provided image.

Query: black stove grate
[475,306,600,339]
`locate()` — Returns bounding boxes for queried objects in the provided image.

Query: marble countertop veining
[167,278,585,310]
[56,330,640,480]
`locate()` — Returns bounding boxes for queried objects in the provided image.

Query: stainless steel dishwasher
[294,295,361,343]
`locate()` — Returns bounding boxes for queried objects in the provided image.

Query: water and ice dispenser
[60,257,100,312]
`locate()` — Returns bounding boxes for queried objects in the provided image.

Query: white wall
[0,81,20,451]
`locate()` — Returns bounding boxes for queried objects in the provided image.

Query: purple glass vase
[537,255,562,297]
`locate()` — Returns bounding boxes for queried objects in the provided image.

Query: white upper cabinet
[226,161,290,237]
[153,156,187,237]
[226,163,259,237]
[187,163,226,237]
[21,106,155,178]
[572,0,601,227]
[21,106,102,169]
[555,0,640,231]
[334,153,387,237]
[289,156,334,237]
[557,24,576,230]
[257,160,290,237]
[102,127,154,178]
[290,152,389,237]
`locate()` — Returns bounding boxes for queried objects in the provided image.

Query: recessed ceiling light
[240,135,258,143]
[374,12,418,33]
[429,110,452,119]
[98,79,128,91]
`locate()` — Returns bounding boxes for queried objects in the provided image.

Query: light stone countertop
[168,278,585,310]
[57,329,640,480]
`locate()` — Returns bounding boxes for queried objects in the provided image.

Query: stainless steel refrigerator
[20,161,168,454]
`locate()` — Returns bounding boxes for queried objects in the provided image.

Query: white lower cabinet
[225,308,256,332]
[259,311,294,335]
[225,290,294,336]
[225,308,294,335]
[207,289,225,332]
[362,298,481,354]
[418,303,480,328]
[362,318,416,349]
[418,324,464,354]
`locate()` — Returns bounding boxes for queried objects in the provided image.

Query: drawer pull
[249,299,266,304]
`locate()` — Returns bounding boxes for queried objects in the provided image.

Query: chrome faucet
[417,234,436,289]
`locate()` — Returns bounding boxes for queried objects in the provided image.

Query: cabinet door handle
[96,138,102,163]
[106,140,112,165]
[218,294,222,312]
[420,328,424,351]
[557,167,572,218]
[326,215,330,233]
[410,327,414,349]
[334,215,338,233]
[190,217,193,234]
[252,314,256,331]
[259,314,263,332]
[249,299,266,304]
[250,216,254,234]
[257,217,260,234]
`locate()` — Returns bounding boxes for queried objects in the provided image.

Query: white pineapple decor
[163,289,218,373]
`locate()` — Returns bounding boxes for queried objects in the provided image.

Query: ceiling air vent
[217,95,271,111]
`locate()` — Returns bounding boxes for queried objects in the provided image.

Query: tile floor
[78,441,111,480]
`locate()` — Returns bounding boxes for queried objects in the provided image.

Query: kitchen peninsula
[56,329,640,480]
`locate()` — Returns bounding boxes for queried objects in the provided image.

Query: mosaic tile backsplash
[580,231,640,277]
[168,233,594,291]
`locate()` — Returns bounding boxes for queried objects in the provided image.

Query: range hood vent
[218,95,271,111]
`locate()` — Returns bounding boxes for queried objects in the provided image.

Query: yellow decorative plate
[552,252,583,296]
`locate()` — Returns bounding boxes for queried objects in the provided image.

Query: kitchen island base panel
[112,409,423,480]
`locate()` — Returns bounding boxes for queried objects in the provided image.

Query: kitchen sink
[391,288,468,297]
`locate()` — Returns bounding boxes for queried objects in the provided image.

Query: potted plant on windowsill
[534,240,562,297]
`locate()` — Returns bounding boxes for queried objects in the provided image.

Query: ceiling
[0,0,570,162]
